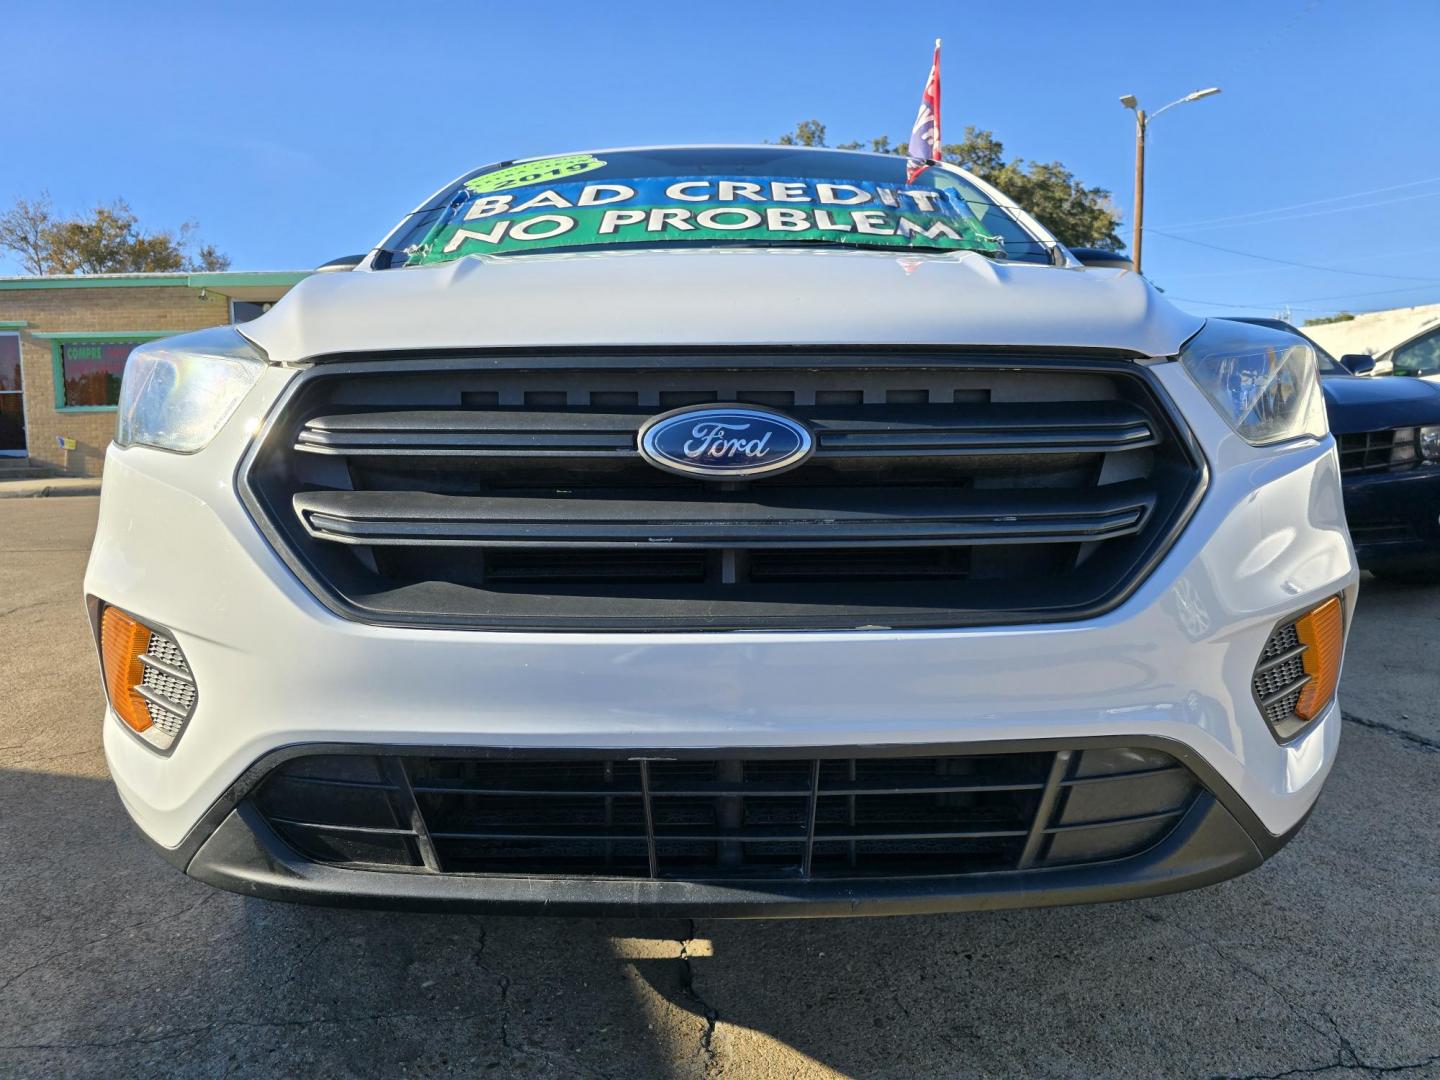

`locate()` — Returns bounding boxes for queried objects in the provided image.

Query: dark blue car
[1232,318,1440,580]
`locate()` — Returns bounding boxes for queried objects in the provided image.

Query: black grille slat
[295,401,1159,459]
[747,547,970,582]
[255,747,1204,881]
[244,354,1203,631]
[292,483,1156,549]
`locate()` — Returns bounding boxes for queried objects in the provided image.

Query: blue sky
[5,0,1439,321]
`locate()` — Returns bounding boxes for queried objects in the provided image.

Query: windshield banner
[408,176,1006,264]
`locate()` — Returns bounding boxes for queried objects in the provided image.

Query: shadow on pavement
[0,767,703,1077]
[3,751,1437,1080]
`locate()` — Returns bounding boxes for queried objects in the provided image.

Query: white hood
[240,248,1202,362]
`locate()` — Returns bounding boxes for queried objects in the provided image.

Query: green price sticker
[465,154,607,194]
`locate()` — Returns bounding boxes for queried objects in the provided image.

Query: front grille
[1338,428,1420,474]
[242,351,1204,630]
[253,746,1204,881]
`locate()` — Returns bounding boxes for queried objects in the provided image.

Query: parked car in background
[1233,318,1440,581]
[1383,321,1440,381]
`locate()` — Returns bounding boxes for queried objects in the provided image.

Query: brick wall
[0,286,233,476]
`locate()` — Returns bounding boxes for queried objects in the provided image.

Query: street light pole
[1119,88,1220,274]
[1132,107,1146,272]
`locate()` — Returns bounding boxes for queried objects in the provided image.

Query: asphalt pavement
[1,496,1436,1079]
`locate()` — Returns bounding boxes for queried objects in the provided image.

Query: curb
[0,481,102,499]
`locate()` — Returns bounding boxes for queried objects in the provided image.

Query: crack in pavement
[467,921,620,1080]
[676,919,720,1071]
[1210,1050,1440,1079]
[0,746,104,770]
[0,1009,496,1053]
[1143,911,1343,1057]
[5,1015,629,1079]
[0,546,94,554]
[469,923,511,1051]
[272,931,336,994]
[0,891,219,999]
[887,984,968,1059]
[494,969,515,1054]
[1343,712,1440,754]
[1148,913,1440,1080]
[0,600,55,620]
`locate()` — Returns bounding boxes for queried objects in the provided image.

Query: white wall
[1302,302,1440,359]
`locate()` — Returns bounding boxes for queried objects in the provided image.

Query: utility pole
[1132,107,1146,272]
[1119,88,1221,274]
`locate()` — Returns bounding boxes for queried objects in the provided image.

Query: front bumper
[1342,465,1440,567]
[88,360,1358,914]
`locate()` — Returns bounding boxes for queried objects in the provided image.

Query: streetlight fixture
[1119,87,1221,273]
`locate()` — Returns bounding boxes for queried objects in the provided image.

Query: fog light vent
[1251,597,1343,741]
[99,606,198,752]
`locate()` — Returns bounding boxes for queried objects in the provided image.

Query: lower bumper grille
[253,747,1204,882]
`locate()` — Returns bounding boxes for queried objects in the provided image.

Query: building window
[55,339,148,410]
[231,300,273,323]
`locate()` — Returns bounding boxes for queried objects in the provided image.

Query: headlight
[1180,320,1327,445]
[1390,429,1418,467]
[1421,425,1440,463]
[116,327,266,452]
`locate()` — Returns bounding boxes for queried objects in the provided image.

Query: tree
[1303,312,1356,327]
[776,120,828,148]
[774,121,1124,251]
[0,193,230,275]
[0,194,55,275]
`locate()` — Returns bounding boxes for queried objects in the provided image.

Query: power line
[1158,243,1440,281]
[1155,174,1440,231]
[1164,295,1322,312]
[1147,230,1440,283]
[1280,282,1440,305]
[1167,281,1440,312]
[1159,189,1440,232]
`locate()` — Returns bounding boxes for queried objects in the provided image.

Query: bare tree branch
[0,192,57,275]
[0,194,230,274]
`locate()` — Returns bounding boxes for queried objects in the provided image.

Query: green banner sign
[408,174,1006,264]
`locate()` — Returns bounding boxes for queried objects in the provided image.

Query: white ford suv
[86,146,1357,917]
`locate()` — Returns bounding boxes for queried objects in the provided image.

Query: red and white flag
[906,39,942,182]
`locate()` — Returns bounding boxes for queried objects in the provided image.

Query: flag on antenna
[906,39,942,182]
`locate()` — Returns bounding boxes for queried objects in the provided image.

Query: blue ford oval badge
[638,405,815,479]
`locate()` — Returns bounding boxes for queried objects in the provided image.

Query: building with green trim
[0,271,308,477]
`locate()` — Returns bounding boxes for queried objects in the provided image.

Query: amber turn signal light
[1295,597,1343,722]
[101,606,153,733]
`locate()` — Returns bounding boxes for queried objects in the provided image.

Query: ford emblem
[638,405,815,479]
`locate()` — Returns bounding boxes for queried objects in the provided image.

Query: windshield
[375,147,1055,268]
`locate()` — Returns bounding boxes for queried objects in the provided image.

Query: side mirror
[1340,353,1376,376]
[316,253,366,273]
[1068,247,1134,270]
